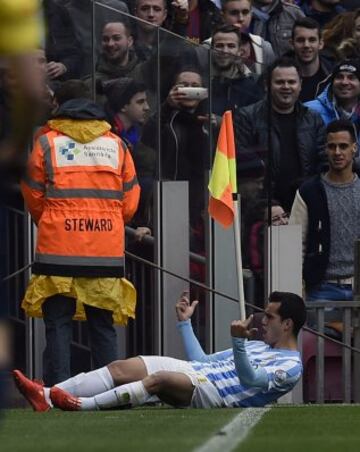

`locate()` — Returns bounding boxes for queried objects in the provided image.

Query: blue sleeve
[232,337,269,388]
[177,320,232,362]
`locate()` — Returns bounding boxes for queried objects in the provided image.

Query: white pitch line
[194,407,270,452]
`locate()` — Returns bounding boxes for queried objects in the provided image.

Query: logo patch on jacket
[274,369,287,385]
[54,137,119,169]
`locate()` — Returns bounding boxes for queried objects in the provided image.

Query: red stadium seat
[302,330,344,402]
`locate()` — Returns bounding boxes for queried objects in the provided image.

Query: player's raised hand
[175,291,199,321]
[231,315,258,339]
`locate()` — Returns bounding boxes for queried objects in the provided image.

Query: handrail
[3,222,360,355]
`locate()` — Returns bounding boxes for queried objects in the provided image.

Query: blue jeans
[307,282,353,324]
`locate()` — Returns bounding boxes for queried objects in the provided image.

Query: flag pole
[233,195,246,321]
[208,110,246,318]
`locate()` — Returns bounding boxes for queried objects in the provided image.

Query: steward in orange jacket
[22,98,140,277]
[21,95,140,385]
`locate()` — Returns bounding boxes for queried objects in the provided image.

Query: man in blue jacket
[305,60,360,148]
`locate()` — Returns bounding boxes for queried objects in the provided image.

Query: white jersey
[190,340,302,407]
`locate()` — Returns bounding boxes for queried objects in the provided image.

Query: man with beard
[84,21,139,88]
[290,17,333,102]
[211,24,263,115]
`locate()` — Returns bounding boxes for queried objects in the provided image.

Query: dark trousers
[42,294,118,386]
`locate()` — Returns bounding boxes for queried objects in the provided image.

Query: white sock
[43,387,53,408]
[55,367,114,397]
[79,381,150,411]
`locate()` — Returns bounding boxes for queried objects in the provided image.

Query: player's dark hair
[269,291,306,337]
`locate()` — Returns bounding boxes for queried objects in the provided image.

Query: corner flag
[208,110,237,228]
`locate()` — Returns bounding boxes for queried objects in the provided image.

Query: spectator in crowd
[250,0,304,57]
[299,0,346,29]
[14,291,306,411]
[337,8,360,60]
[43,0,83,81]
[133,0,191,60]
[142,66,210,226]
[234,57,326,212]
[243,199,289,306]
[103,78,150,147]
[103,77,155,249]
[321,11,354,64]
[61,0,129,76]
[129,0,200,109]
[211,25,263,115]
[211,0,275,74]
[83,21,139,89]
[181,0,223,43]
[290,119,360,326]
[305,60,360,146]
[132,0,168,61]
[20,80,140,386]
[290,17,333,102]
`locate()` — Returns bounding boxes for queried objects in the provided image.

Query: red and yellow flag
[208,110,237,228]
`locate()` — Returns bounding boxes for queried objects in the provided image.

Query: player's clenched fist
[231,315,258,339]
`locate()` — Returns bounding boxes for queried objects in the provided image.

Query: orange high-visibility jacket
[22,117,140,278]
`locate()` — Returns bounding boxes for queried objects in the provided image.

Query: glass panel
[92,3,161,355]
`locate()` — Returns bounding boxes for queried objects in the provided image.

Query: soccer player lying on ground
[14,291,306,411]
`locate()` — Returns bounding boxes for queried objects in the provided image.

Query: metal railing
[4,212,360,403]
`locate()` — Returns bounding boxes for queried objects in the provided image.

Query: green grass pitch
[1,406,360,452]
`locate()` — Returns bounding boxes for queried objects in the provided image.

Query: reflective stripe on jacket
[22,127,140,277]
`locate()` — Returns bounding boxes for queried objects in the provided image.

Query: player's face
[326,131,356,173]
[262,302,285,346]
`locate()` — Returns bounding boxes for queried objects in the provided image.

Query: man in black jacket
[290,17,334,102]
[234,57,326,211]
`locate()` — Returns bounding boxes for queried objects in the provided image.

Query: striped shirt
[190,340,302,407]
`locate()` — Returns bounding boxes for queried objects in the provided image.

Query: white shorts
[139,355,223,409]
